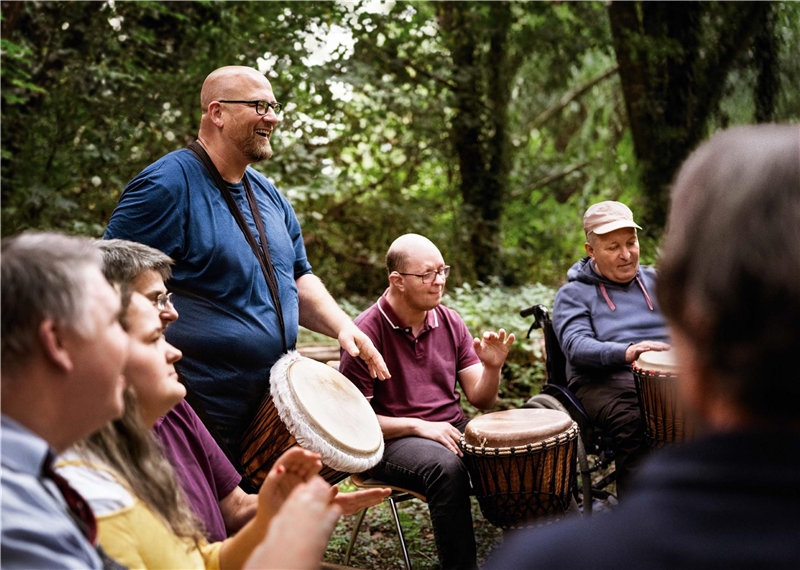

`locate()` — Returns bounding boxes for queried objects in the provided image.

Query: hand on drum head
[416,419,464,457]
[330,485,392,515]
[256,447,323,525]
[473,329,516,369]
[338,321,391,381]
[245,476,343,570]
[625,340,672,364]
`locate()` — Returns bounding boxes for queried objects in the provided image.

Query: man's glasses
[217,100,283,115]
[155,292,173,311]
[398,266,451,284]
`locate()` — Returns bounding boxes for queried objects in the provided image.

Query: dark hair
[658,124,800,421]
[385,248,409,274]
[1,232,104,373]
[96,239,174,284]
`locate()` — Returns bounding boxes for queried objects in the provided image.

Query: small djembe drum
[460,408,578,529]
[632,349,692,449]
[240,351,384,488]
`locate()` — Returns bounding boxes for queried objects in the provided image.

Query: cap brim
[591,220,642,235]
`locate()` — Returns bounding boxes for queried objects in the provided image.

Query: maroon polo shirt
[340,291,481,425]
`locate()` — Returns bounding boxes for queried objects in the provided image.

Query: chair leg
[388,497,412,570]
[344,506,369,566]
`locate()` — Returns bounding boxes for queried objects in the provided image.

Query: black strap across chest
[187,141,287,354]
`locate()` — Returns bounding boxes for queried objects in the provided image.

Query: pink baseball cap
[583,201,642,236]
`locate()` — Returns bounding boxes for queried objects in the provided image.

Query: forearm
[465,364,501,410]
[219,511,271,570]
[565,335,629,368]
[220,489,258,535]
[296,273,350,338]
[377,414,424,440]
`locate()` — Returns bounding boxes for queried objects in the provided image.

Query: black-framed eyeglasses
[398,266,451,284]
[155,292,173,311]
[217,100,283,115]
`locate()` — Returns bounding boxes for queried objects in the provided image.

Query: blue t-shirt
[105,149,312,438]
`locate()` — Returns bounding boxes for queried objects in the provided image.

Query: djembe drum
[240,351,384,488]
[632,349,692,449]
[460,408,578,529]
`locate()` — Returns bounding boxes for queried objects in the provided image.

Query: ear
[38,319,74,373]
[584,241,594,259]
[207,101,225,128]
[388,272,405,291]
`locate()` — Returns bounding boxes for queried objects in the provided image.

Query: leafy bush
[443,279,557,408]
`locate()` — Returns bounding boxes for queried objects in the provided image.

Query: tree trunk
[608,1,770,232]
[436,1,513,281]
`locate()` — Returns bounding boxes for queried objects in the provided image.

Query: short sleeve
[185,407,241,499]
[104,156,187,259]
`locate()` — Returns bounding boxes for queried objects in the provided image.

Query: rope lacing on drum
[460,422,579,457]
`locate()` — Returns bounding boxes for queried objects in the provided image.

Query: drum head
[464,408,573,448]
[276,356,383,457]
[635,348,678,373]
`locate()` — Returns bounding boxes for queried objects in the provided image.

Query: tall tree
[608,1,773,230]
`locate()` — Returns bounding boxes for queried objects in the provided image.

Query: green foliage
[443,280,556,406]
[2,0,798,296]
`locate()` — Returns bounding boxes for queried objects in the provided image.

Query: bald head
[200,66,272,113]
[386,234,441,274]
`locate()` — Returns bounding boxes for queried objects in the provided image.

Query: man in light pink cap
[552,200,670,495]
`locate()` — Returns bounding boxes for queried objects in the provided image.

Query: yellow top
[57,456,222,570]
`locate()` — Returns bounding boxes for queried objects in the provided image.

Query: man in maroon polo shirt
[340,233,514,570]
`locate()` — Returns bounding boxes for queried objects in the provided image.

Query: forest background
[3,0,800,405]
[3,2,800,567]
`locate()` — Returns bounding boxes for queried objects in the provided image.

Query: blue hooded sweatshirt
[553,257,669,382]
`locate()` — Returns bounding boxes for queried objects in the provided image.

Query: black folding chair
[520,304,617,514]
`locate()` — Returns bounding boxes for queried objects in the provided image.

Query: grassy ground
[324,479,505,569]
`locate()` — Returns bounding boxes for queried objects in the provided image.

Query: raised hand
[473,328,516,370]
[246,476,343,570]
[256,447,322,522]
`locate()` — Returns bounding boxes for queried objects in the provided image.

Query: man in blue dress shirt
[1,232,130,569]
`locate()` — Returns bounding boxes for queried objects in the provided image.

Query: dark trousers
[571,368,649,496]
[373,420,476,570]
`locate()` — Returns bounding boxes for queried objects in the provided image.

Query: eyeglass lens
[156,292,173,310]
[257,101,282,115]
[422,266,450,283]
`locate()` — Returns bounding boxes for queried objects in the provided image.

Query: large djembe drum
[240,351,384,488]
[460,408,578,529]
[632,349,692,449]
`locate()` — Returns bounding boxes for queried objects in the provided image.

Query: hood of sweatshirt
[567,257,653,311]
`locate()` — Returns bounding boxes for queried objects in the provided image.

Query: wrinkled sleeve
[553,285,628,369]
[199,540,223,570]
[104,169,185,260]
[187,409,242,499]
[96,509,150,570]
[278,191,312,280]
[454,314,481,372]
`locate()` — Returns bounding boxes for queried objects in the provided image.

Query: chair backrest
[530,305,569,387]
[524,305,617,473]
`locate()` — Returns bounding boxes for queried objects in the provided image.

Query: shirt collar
[377,289,439,332]
[1,414,52,476]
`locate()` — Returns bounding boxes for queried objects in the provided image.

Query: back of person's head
[658,124,800,422]
[1,232,103,375]
[96,239,173,285]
